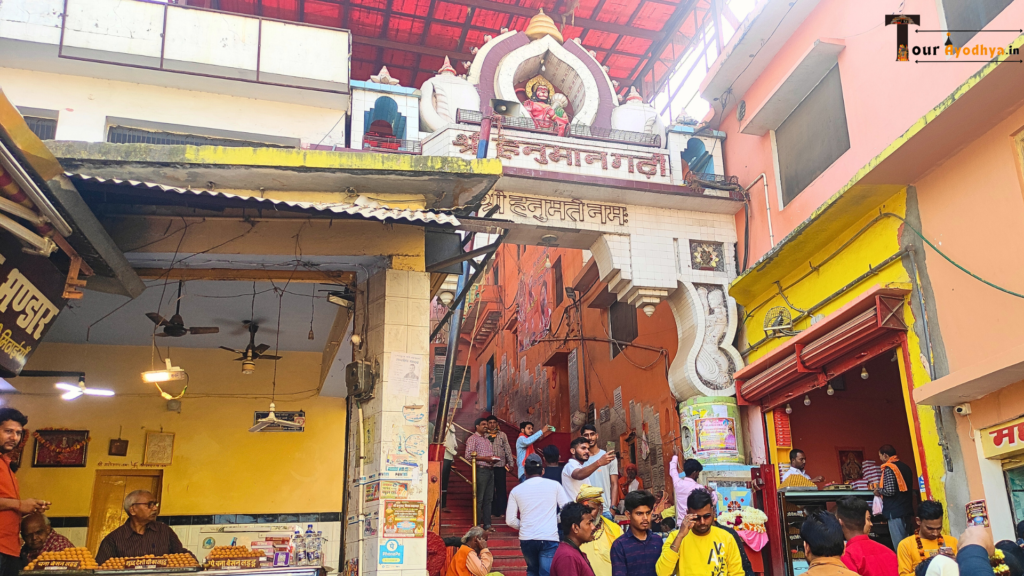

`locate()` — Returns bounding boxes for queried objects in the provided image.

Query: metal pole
[477,116,492,159]
[432,259,470,448]
[471,452,478,526]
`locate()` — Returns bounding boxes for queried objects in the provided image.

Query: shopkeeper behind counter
[96,491,193,565]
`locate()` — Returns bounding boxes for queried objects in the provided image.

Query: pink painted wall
[716,0,1024,267]
[914,103,1024,498]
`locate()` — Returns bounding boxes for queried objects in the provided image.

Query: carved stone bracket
[666,281,743,400]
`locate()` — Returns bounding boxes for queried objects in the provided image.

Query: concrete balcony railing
[0,0,351,94]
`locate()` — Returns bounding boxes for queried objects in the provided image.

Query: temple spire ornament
[369,66,401,85]
[438,56,457,75]
[525,9,563,43]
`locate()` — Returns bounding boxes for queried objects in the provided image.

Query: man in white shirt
[781,448,824,485]
[562,436,615,502]
[507,454,571,576]
[581,424,619,516]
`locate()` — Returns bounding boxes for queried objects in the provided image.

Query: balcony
[0,0,351,106]
[456,109,560,137]
[362,135,422,155]
[461,285,502,347]
[455,109,661,147]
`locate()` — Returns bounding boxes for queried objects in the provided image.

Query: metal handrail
[470,451,478,526]
[362,135,423,155]
[567,124,662,147]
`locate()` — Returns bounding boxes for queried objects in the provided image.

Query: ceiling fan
[220,321,282,374]
[56,376,114,400]
[249,402,303,432]
[146,281,219,338]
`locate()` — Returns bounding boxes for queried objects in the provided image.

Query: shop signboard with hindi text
[0,229,67,377]
[980,415,1024,459]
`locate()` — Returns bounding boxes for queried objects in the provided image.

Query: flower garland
[992,549,1009,575]
[717,506,768,533]
[33,429,90,455]
[916,535,946,561]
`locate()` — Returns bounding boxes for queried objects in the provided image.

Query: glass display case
[778,489,875,576]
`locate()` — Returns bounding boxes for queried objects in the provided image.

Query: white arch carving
[468,30,519,86]
[494,35,602,126]
[666,281,743,401]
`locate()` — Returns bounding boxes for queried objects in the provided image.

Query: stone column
[345,268,432,576]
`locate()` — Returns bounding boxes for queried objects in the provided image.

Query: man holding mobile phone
[895,501,957,576]
[466,418,501,531]
[581,425,619,515]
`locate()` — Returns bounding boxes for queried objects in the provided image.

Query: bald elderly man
[20,514,72,566]
[96,491,192,565]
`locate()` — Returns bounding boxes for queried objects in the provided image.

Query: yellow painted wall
[9,343,346,517]
[736,190,948,514]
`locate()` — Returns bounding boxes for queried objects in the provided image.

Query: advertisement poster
[365,481,410,503]
[389,352,423,396]
[378,539,404,567]
[382,500,426,538]
[695,417,737,453]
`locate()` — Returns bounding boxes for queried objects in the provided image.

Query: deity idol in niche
[522,75,571,136]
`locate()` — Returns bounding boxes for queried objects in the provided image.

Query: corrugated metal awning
[67,173,461,227]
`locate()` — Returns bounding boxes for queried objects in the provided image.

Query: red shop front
[735,287,932,576]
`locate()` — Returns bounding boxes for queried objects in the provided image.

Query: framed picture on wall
[32,429,90,467]
[108,439,129,457]
[837,448,865,483]
[144,432,174,466]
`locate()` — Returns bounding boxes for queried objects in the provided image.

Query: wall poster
[694,417,737,453]
[381,500,426,538]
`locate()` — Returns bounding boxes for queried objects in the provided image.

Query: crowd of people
[442,419,1018,576]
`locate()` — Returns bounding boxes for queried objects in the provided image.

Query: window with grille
[17,107,58,141]
[105,117,298,149]
[24,117,57,140]
[609,301,639,358]
[775,64,850,206]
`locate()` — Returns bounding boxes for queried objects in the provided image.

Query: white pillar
[345,268,432,576]
[973,434,1014,541]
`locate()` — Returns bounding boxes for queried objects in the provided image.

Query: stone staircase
[440,404,527,576]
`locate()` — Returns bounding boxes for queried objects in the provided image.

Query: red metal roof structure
[184,0,732,97]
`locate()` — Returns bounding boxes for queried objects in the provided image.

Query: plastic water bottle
[307,531,323,566]
[292,529,306,566]
[304,525,316,565]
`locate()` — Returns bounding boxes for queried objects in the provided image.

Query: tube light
[142,359,186,383]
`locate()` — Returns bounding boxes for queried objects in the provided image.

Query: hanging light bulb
[785,403,793,415]
[827,384,835,396]
[308,328,315,340]
[545,255,552,269]
[804,394,811,406]
[861,365,869,380]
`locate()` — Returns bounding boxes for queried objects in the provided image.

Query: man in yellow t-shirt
[656,489,743,576]
[896,501,958,576]
[576,484,622,576]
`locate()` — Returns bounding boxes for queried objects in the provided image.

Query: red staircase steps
[438,406,528,575]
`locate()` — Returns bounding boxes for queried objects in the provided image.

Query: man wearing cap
[507,454,571,576]
[577,485,622,576]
